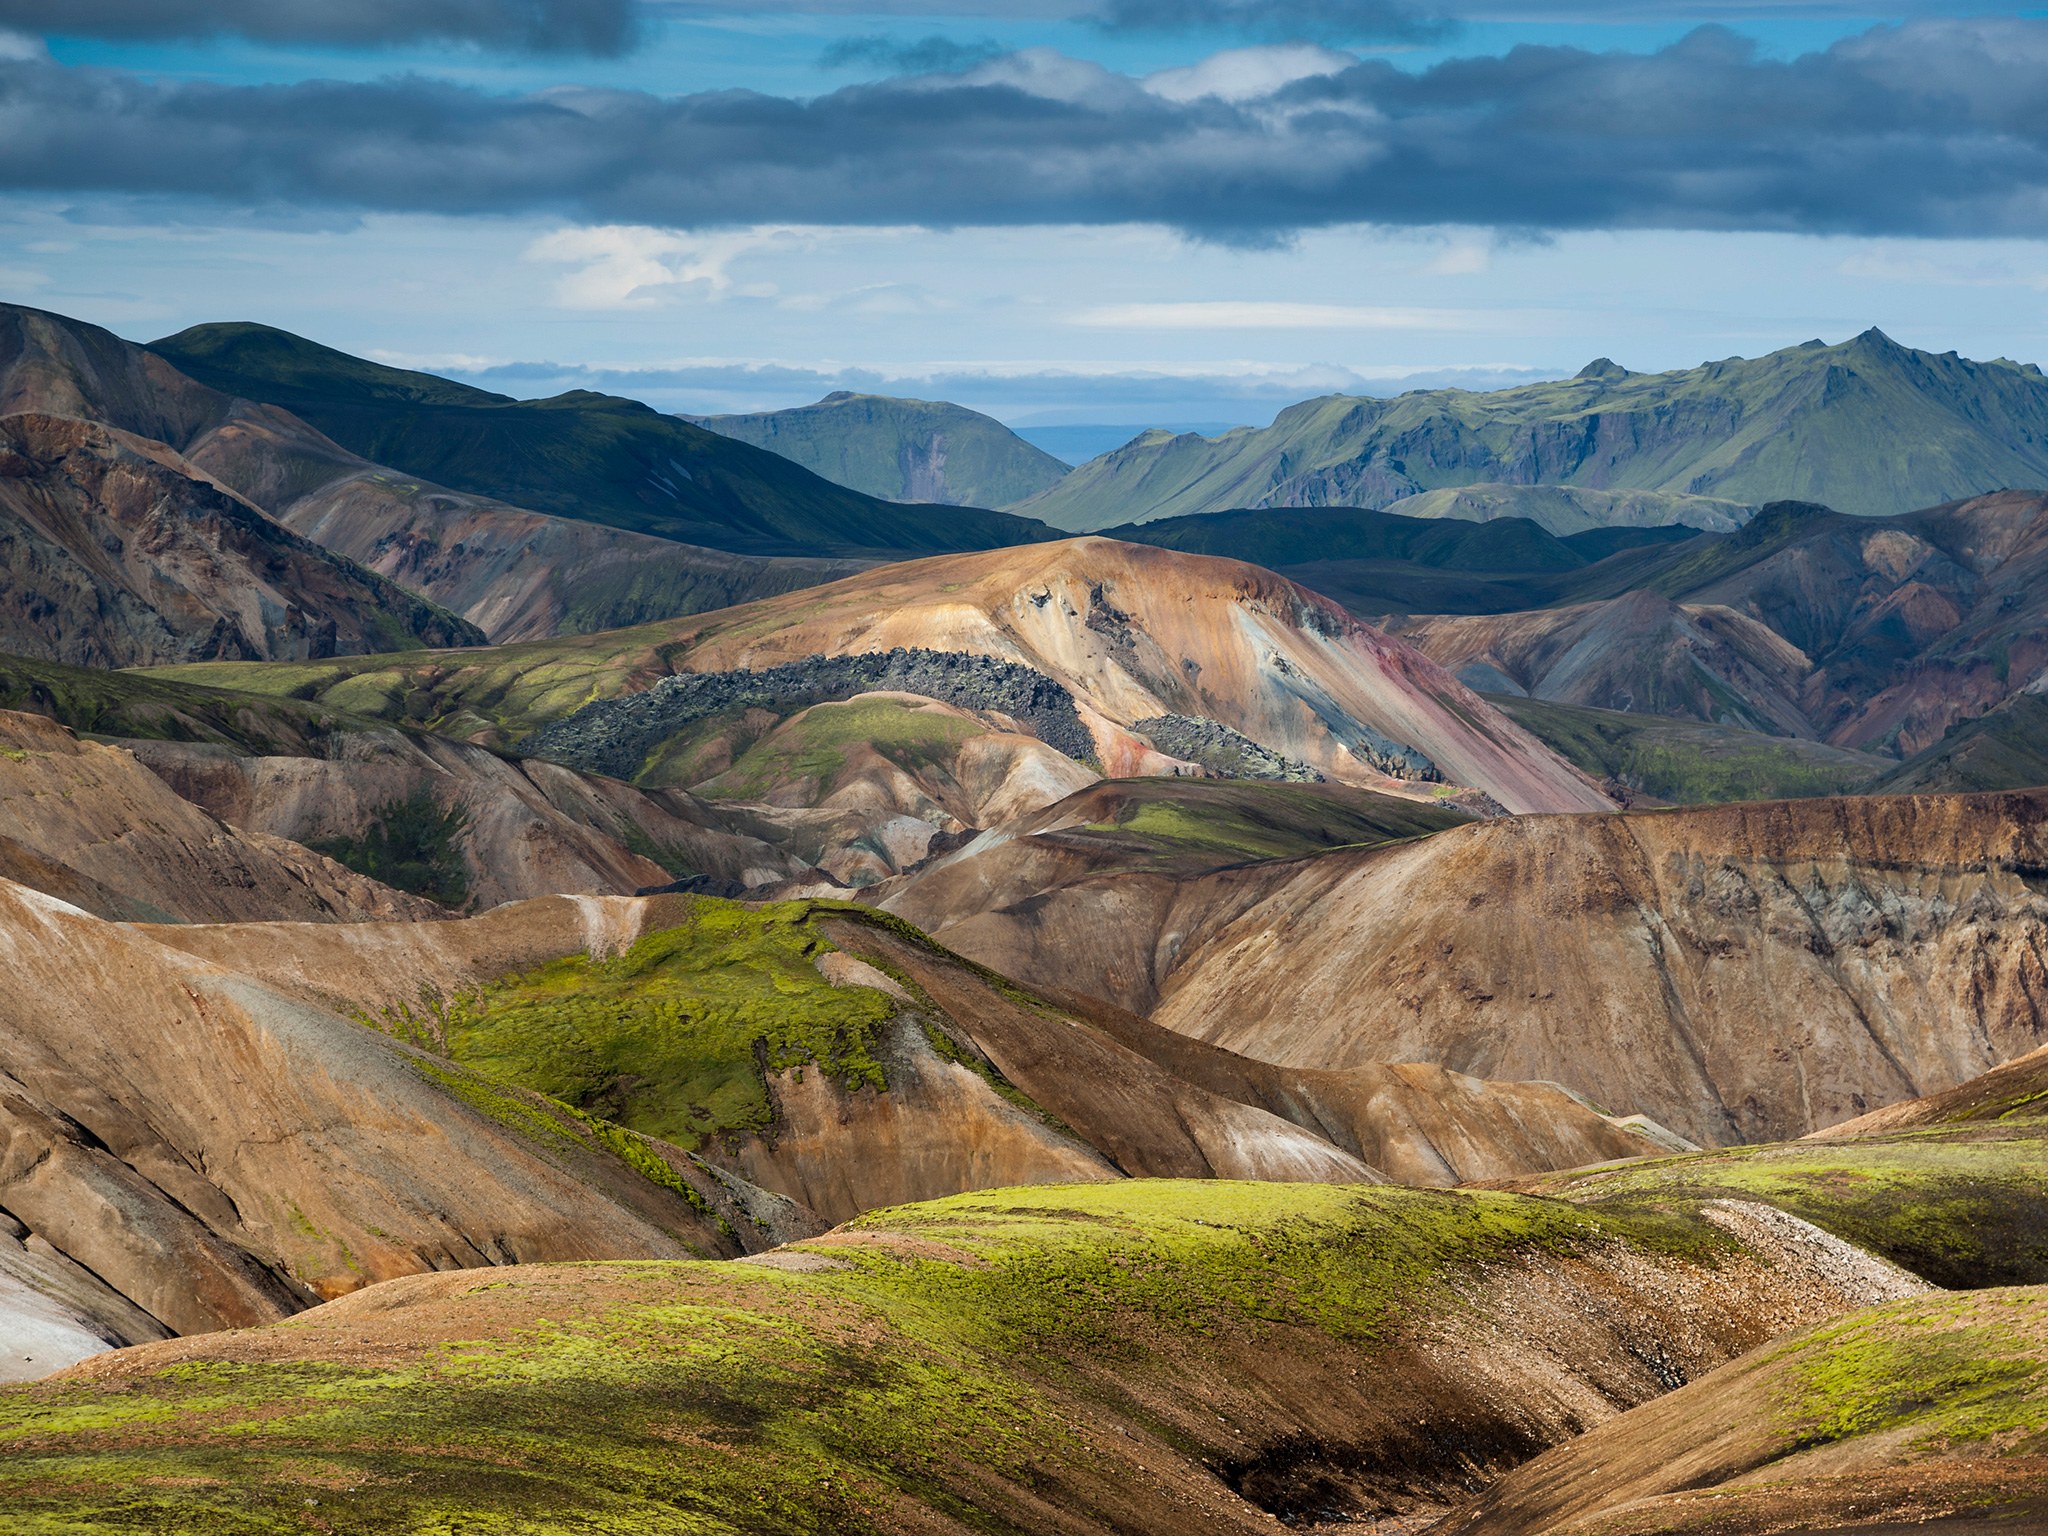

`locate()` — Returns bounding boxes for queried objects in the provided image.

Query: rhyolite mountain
[693,391,1071,508]
[150,322,1058,560]
[1010,330,2048,530]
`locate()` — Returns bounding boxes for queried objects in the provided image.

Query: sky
[5,0,2048,428]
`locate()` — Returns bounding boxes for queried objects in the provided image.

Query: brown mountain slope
[0,708,434,922]
[0,412,476,664]
[1437,1285,2048,1536]
[1391,589,1819,737]
[0,302,849,642]
[890,787,2048,1147]
[0,879,782,1356]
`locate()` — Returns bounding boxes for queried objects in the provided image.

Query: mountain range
[1006,330,2048,530]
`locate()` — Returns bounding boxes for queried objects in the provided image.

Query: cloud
[1092,0,1452,45]
[7,20,2048,240]
[0,0,634,53]
[1142,44,1358,103]
[819,34,1007,73]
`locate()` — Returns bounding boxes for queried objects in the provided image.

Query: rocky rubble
[524,648,1095,779]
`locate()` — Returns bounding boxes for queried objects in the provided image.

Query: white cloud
[1143,43,1356,104]
[523,225,781,308]
[1426,243,1491,276]
[1837,250,2048,292]
[1067,301,1501,329]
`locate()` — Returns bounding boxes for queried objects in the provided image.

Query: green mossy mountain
[694,392,1071,508]
[147,324,1058,560]
[1012,331,2048,530]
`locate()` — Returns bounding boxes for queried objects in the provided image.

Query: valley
[2,294,2048,1535]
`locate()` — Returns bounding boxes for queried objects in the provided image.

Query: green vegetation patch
[1490,693,1888,804]
[428,900,899,1150]
[1777,1293,2048,1454]
[1525,1127,2048,1288]
[308,788,471,907]
[1061,778,1465,876]
[698,696,980,802]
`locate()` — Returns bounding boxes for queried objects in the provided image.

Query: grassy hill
[1013,332,2048,530]
[148,324,1057,560]
[694,392,1070,507]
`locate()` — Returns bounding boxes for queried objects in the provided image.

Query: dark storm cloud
[0,0,635,53]
[4,19,2048,239]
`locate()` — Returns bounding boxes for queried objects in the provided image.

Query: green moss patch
[427,900,899,1151]
[697,695,980,802]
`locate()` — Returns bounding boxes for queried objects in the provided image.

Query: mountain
[0,302,861,642]
[0,409,479,664]
[1390,493,2048,762]
[884,785,2048,1146]
[150,322,1058,559]
[1010,331,2048,530]
[692,391,1071,507]
[159,538,1615,817]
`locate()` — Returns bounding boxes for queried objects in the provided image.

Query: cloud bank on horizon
[2,15,2047,241]
[2,0,2045,424]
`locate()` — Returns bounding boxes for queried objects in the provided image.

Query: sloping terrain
[1879,690,2048,794]
[166,538,1614,817]
[1013,332,2048,529]
[0,708,436,922]
[0,1178,1925,1534]
[890,786,2048,1147]
[1438,1286,2048,1536]
[0,301,863,642]
[695,391,1070,507]
[151,322,1057,559]
[1392,590,1817,736]
[1488,694,1891,806]
[0,880,786,1359]
[0,411,478,664]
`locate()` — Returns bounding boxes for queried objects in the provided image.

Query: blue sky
[7,1,2048,427]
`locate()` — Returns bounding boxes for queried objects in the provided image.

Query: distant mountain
[692,392,1070,508]
[1011,331,2048,530]
[1015,421,1245,466]
[151,324,1056,560]
[1378,484,1750,536]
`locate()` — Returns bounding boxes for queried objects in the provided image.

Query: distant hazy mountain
[1011,331,2048,530]
[149,325,1057,560]
[1378,484,1751,536]
[692,392,1070,508]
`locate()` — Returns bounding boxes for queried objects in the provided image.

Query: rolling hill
[150,323,1057,559]
[1011,331,2048,530]
[693,391,1071,507]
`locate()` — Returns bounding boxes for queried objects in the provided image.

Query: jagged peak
[1576,357,1630,382]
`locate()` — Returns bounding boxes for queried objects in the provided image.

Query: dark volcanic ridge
[1133,715,1325,783]
[524,648,1095,779]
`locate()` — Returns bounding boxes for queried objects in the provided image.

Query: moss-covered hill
[1508,1118,2048,1289]
[0,1179,1915,1536]
[1440,1285,2048,1535]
